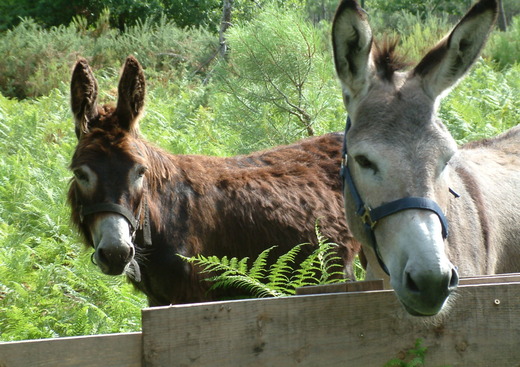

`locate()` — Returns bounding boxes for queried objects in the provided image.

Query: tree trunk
[219,0,234,60]
[497,0,507,31]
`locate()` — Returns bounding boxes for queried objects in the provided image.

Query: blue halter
[340,116,456,275]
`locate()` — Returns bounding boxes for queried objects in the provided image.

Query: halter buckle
[360,204,378,230]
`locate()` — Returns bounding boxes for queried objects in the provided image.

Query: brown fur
[68,56,360,306]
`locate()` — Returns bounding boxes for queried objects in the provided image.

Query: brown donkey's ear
[116,55,146,133]
[71,58,99,139]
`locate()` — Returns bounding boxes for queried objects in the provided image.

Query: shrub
[440,61,520,143]
[367,11,451,61]
[0,15,217,99]
[0,19,84,98]
[486,15,520,69]
[366,0,469,20]
[211,5,345,153]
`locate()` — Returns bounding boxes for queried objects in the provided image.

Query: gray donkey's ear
[331,0,374,109]
[412,0,498,99]
[116,55,146,134]
[71,58,99,139]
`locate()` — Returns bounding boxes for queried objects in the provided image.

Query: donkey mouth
[397,288,453,317]
[94,251,133,276]
[97,256,141,283]
[401,301,445,317]
[94,239,136,275]
[99,261,128,276]
[125,259,142,282]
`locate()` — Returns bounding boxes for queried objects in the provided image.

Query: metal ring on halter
[91,252,98,266]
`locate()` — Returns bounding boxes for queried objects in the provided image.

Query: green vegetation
[182,227,363,298]
[383,338,453,367]
[0,0,519,342]
[384,339,430,367]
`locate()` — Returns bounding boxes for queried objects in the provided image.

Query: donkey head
[69,56,148,278]
[332,0,498,315]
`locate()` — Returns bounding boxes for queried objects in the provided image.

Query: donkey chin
[397,289,452,317]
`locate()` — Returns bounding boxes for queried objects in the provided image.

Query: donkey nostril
[126,244,135,262]
[405,271,420,293]
[97,247,108,264]
[449,267,459,289]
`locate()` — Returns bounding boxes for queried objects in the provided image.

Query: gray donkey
[332,0,520,316]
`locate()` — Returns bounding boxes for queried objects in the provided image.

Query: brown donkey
[333,0,520,316]
[68,56,360,306]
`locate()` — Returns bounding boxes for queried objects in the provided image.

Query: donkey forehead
[350,78,456,152]
[359,77,433,120]
[73,131,145,171]
[349,110,456,164]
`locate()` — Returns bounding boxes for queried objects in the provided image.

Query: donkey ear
[332,0,373,108]
[413,0,498,99]
[71,58,98,139]
[116,55,146,133]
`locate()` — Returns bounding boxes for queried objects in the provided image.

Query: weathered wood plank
[142,282,520,367]
[295,279,384,295]
[0,332,142,367]
[296,273,520,296]
[459,273,520,285]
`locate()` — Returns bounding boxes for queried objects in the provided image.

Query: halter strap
[340,116,455,275]
[80,200,152,247]
[81,203,138,229]
[369,197,449,238]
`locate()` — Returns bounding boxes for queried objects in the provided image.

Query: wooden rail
[2,274,520,367]
[0,332,142,367]
[142,280,520,366]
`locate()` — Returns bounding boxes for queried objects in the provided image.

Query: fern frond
[207,275,285,298]
[267,243,304,286]
[315,242,346,283]
[179,254,250,276]
[249,246,276,279]
[179,224,349,300]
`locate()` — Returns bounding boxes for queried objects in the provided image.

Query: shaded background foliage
[1,0,519,31]
[0,0,220,31]
[0,0,519,341]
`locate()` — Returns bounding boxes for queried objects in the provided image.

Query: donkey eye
[137,166,148,177]
[74,169,89,183]
[355,155,377,171]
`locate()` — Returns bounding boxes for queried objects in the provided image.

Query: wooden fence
[1,274,520,367]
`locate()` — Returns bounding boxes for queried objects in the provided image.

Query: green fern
[382,339,452,367]
[181,227,347,299]
[290,229,346,290]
